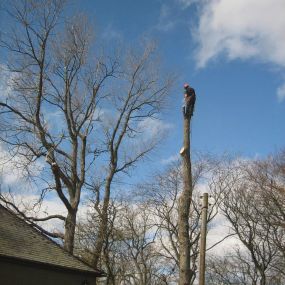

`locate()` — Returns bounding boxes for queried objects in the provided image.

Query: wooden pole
[199,193,208,285]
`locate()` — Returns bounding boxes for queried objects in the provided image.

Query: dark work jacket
[183,86,196,117]
[185,86,196,106]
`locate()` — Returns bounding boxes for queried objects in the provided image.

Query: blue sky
[1,0,285,186]
[75,0,285,161]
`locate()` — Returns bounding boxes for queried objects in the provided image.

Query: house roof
[0,204,103,276]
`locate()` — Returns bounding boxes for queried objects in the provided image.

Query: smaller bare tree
[214,157,285,285]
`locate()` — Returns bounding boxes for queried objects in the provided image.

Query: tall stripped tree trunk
[178,113,193,285]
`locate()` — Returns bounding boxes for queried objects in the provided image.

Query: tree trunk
[259,272,266,285]
[92,174,113,267]
[64,209,77,253]
[178,114,193,285]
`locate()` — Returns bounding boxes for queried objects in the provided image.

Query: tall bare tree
[0,1,172,256]
[90,44,172,267]
[0,0,116,253]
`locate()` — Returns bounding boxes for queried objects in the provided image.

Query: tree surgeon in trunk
[178,82,196,285]
[182,83,196,119]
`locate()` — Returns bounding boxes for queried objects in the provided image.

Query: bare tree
[139,156,222,284]
[245,152,285,276]
[214,157,285,285]
[76,197,173,285]
[0,0,116,253]
[75,199,121,284]
[0,1,171,257]
[206,249,285,285]
[90,44,172,267]
[116,203,160,285]
[206,252,261,285]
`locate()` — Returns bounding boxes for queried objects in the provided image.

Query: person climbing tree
[183,83,196,118]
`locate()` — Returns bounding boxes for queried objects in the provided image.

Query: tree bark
[92,173,114,267]
[259,271,266,285]
[178,114,193,285]
[64,209,77,253]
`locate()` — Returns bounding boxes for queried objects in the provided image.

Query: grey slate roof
[0,204,102,276]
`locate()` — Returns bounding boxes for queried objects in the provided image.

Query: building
[0,204,104,285]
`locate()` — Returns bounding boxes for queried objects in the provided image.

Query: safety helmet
[184,83,189,88]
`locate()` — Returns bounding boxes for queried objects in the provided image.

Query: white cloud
[102,23,123,41]
[155,4,177,32]
[176,0,198,9]
[277,82,285,102]
[43,109,66,133]
[194,0,285,68]
[161,153,180,165]
[0,64,15,99]
[0,191,91,235]
[10,193,66,229]
[137,117,173,139]
[207,212,243,255]
[193,0,285,100]
[0,143,45,186]
[0,144,27,185]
